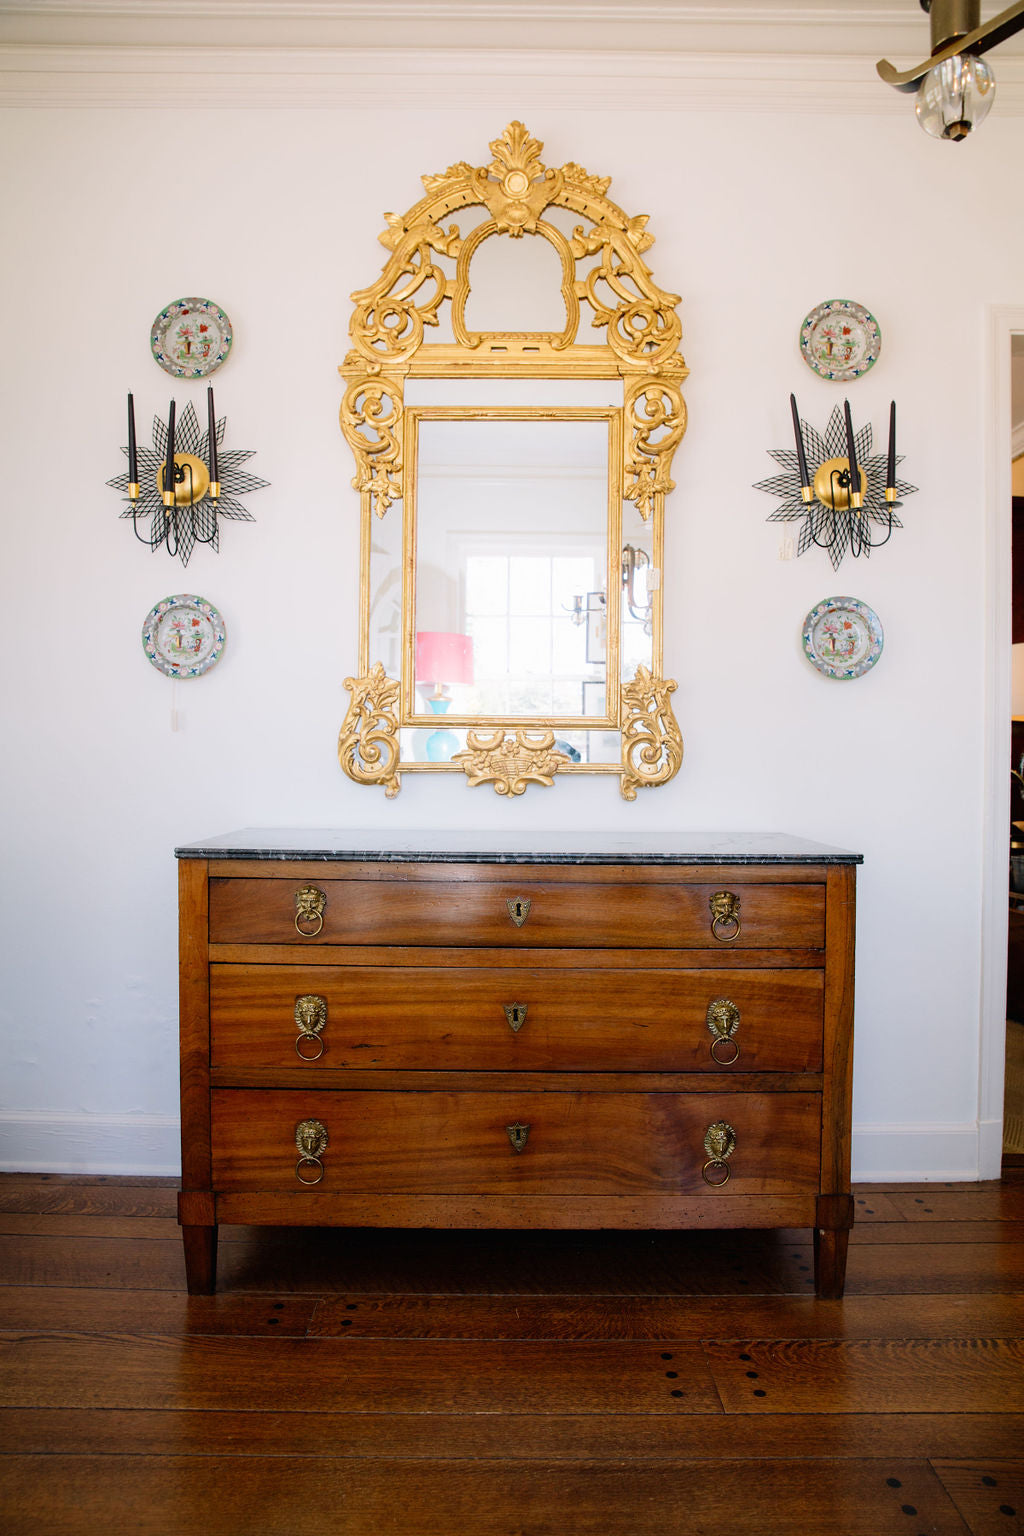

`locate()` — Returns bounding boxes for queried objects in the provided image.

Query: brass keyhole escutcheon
[294,1118,328,1184]
[705,997,740,1065]
[294,994,327,1061]
[506,1121,530,1152]
[709,890,740,943]
[702,1120,737,1187]
[507,897,531,928]
[504,1002,528,1033]
[295,885,326,937]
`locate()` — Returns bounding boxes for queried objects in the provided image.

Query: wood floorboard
[0,1173,1021,1535]
[0,1182,179,1217]
[0,1286,319,1337]
[3,1287,1022,1343]
[931,1462,1024,1536]
[306,1292,1024,1342]
[3,1408,1023,1462]
[0,1334,723,1414]
[7,1228,1023,1294]
[702,1337,1024,1414]
[0,1455,977,1536]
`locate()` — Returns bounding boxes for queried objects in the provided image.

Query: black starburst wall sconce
[108,389,267,567]
[755,396,917,571]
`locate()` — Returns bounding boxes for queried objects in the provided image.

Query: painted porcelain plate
[150,297,233,379]
[142,594,226,678]
[802,596,883,681]
[799,299,880,383]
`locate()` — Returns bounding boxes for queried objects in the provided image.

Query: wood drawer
[208,876,825,950]
[210,1088,822,1196]
[210,965,824,1072]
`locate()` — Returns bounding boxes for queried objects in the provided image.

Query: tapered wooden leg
[181,1223,218,1294]
[813,1226,849,1299]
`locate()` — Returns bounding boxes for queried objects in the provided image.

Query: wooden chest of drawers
[177,832,859,1295]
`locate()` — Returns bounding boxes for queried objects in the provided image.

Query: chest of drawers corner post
[176,837,858,1297]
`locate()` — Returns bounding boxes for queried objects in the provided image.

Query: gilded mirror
[338,122,687,797]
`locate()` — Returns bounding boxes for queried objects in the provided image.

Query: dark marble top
[175,828,862,865]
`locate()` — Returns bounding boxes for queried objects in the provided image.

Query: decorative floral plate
[799,299,880,383]
[802,596,883,681]
[150,297,233,379]
[142,595,226,678]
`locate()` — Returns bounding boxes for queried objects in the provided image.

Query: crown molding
[3,0,1022,109]
[3,40,1023,110]
[0,0,990,57]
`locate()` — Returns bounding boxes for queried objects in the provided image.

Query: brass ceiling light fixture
[877,0,1024,140]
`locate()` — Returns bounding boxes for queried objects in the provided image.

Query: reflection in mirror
[367,493,403,678]
[621,501,655,683]
[413,415,613,722]
[462,230,570,338]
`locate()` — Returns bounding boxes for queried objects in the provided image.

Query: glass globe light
[915,53,996,141]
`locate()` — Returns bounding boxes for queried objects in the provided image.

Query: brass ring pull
[706,997,740,1065]
[294,994,327,1061]
[295,885,326,937]
[294,1118,328,1184]
[702,1158,731,1187]
[295,1034,325,1062]
[709,890,740,943]
[701,1119,736,1188]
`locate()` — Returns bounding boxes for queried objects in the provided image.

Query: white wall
[2,74,1023,1176]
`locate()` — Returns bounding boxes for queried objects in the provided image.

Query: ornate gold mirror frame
[337,122,687,799]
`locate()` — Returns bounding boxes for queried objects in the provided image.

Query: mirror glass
[411,414,614,722]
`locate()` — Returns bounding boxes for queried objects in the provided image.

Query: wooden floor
[1,1175,1023,1535]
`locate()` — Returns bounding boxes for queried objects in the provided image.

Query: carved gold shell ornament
[337,122,687,799]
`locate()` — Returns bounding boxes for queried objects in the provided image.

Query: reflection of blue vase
[425,696,459,762]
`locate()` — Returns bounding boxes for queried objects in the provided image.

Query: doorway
[1006,336,1024,1166]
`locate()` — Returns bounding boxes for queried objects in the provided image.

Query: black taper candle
[886,400,897,493]
[207,386,218,487]
[790,392,811,491]
[165,399,177,503]
[127,392,138,485]
[843,399,861,507]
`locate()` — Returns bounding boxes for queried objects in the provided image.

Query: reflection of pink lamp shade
[416,631,474,697]
[1014,644,1024,720]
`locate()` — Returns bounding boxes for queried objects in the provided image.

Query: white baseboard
[852,1121,986,1183]
[0,1111,997,1183]
[0,1111,180,1177]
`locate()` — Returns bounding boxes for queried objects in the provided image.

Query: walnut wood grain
[209,964,824,1073]
[180,848,854,1294]
[210,1088,822,1196]
[208,875,826,950]
[177,858,211,1191]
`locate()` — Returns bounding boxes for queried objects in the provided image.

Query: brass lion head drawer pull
[294,994,327,1060]
[504,1002,528,1033]
[709,890,741,943]
[506,1121,530,1152]
[295,1118,328,1184]
[705,997,740,1065]
[506,897,531,928]
[702,1120,737,1186]
[295,885,327,937]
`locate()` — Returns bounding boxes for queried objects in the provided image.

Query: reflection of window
[464,548,602,716]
